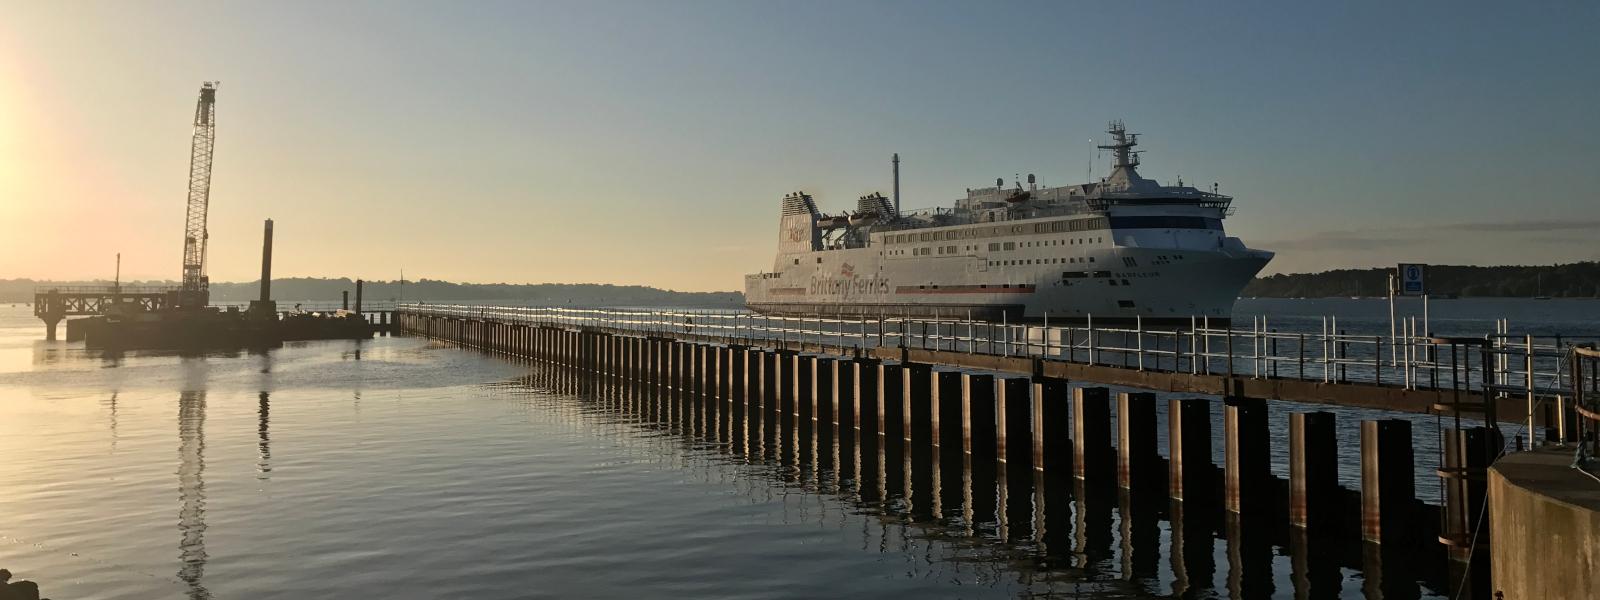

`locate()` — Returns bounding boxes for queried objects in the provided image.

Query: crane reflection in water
[177,390,212,600]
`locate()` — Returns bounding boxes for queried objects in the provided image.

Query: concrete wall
[1489,448,1600,600]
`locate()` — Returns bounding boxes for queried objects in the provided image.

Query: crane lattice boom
[178,82,218,308]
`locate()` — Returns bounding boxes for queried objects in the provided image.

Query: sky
[2,1,1597,292]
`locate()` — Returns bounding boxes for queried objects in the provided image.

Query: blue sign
[1398,263,1426,296]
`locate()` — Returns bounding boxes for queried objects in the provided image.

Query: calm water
[10,299,1591,598]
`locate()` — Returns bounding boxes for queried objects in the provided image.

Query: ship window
[1118,300,1136,308]
[1003,242,1014,251]
[920,232,932,242]
[1089,257,1095,263]
[1122,279,1131,286]
[1109,279,1118,286]
[793,259,799,265]
[817,257,823,263]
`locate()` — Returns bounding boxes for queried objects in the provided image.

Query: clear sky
[3,1,1597,291]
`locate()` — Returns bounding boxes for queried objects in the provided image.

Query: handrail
[394,303,1592,401]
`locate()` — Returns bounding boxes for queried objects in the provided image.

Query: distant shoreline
[7,261,1598,303]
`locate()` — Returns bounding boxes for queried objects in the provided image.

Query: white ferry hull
[746,245,1271,325]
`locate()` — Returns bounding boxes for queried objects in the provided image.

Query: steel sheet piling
[1289,411,1338,528]
[1073,387,1113,480]
[1224,398,1270,514]
[1169,398,1213,502]
[1033,379,1071,474]
[934,371,963,455]
[997,377,1032,469]
[962,373,997,458]
[1360,419,1414,544]
[1117,391,1160,491]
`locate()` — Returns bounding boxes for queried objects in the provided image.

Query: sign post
[1396,263,1430,339]
[1398,264,1426,296]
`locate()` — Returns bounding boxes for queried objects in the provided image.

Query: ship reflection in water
[509,360,1461,600]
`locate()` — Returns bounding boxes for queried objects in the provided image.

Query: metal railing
[396,304,1589,400]
[34,285,176,295]
[1573,346,1600,468]
[211,300,399,313]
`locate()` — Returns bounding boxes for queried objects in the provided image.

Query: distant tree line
[0,277,744,307]
[1243,261,1600,298]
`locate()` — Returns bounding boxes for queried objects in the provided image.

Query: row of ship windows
[886,237,1106,257]
[988,256,1097,267]
[883,217,1111,245]
[880,216,1221,246]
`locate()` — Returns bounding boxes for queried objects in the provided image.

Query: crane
[177,82,218,309]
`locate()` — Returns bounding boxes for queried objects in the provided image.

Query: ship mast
[1095,120,1140,171]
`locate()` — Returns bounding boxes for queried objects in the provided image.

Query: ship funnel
[892,153,900,217]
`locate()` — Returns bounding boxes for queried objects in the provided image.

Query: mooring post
[1224,398,1271,514]
[962,373,997,458]
[1169,398,1213,502]
[1073,386,1113,480]
[1118,391,1160,491]
[1289,411,1338,528]
[997,376,1032,469]
[1033,378,1071,474]
[1361,419,1414,544]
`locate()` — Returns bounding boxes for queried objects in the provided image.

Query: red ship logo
[840,263,856,278]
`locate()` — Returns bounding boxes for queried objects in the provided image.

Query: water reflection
[177,390,212,600]
[484,354,1471,599]
[257,392,272,478]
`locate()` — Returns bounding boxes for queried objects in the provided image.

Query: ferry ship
[743,122,1273,325]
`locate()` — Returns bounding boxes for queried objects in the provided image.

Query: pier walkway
[394,304,1600,597]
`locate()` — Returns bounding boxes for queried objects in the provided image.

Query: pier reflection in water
[499,351,1455,600]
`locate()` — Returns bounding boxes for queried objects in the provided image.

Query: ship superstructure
[743,122,1274,324]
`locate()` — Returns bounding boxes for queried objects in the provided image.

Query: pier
[395,304,1600,598]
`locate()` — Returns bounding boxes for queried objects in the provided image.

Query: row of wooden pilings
[400,311,1499,595]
